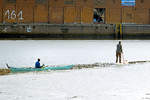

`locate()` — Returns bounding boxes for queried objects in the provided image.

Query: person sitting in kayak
[116,41,123,63]
[35,58,42,68]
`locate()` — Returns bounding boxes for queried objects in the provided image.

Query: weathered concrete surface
[0,24,115,39]
[122,24,150,39]
[1,24,150,39]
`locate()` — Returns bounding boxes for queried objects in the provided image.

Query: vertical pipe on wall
[63,7,64,24]
[15,2,17,23]
[149,9,150,24]
[2,1,4,24]
[2,8,3,23]
[104,8,106,24]
[115,24,123,39]
[120,23,123,39]
[33,6,34,24]
[81,7,83,24]
[115,24,119,39]
[120,0,122,23]
[48,0,50,24]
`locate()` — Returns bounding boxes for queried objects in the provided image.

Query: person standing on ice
[116,41,123,63]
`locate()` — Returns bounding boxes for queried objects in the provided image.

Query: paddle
[121,53,128,64]
[6,63,10,68]
[41,64,49,68]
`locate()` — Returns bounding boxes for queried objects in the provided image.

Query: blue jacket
[35,61,41,68]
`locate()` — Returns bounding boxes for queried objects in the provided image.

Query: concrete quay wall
[0,24,115,39]
[122,24,150,39]
[0,24,150,39]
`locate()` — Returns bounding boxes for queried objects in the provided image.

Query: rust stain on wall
[49,7,64,24]
[0,0,150,24]
[64,7,76,23]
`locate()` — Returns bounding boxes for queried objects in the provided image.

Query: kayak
[8,65,74,73]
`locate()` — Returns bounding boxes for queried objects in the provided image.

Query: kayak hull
[9,65,74,73]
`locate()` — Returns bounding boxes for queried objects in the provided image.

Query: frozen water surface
[0,40,150,100]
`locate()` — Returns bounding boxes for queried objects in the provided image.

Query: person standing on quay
[116,41,123,63]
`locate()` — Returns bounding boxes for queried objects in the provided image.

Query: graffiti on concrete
[5,10,24,20]
[26,26,32,32]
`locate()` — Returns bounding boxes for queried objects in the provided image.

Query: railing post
[120,24,123,39]
[115,24,123,40]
